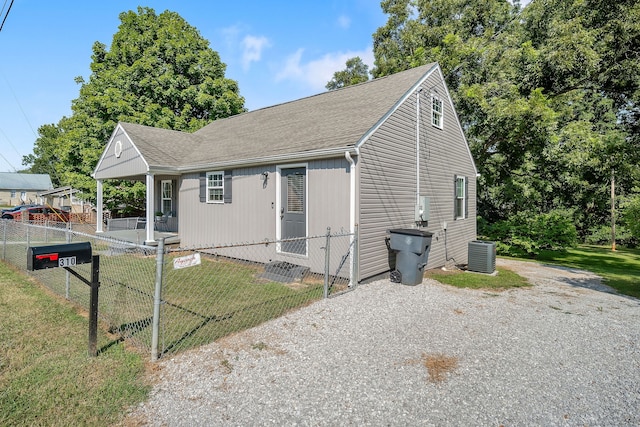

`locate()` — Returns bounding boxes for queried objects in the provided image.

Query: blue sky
[0,1,386,172]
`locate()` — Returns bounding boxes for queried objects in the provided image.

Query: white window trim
[455,176,466,219]
[275,163,309,258]
[206,171,224,204]
[161,180,172,214]
[432,95,443,129]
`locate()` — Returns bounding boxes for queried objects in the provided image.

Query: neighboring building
[93,63,477,283]
[0,172,52,206]
[37,186,87,213]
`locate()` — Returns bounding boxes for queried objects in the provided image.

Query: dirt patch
[423,353,459,383]
[496,258,614,293]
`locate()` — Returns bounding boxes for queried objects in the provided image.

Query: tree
[21,123,62,186]
[326,57,370,90]
[370,0,640,242]
[23,7,245,212]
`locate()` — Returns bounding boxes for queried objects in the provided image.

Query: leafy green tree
[325,57,370,90]
[621,190,640,240]
[23,7,245,212]
[370,0,640,244]
[21,124,62,186]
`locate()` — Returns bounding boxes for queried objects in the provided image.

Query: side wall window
[454,175,468,219]
[206,171,224,203]
[199,170,232,204]
[432,95,443,129]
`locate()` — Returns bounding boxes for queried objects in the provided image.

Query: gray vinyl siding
[358,93,418,280]
[358,70,476,281]
[178,159,350,275]
[307,158,351,236]
[179,166,276,246]
[94,129,147,179]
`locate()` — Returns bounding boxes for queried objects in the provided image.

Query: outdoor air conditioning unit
[467,240,496,274]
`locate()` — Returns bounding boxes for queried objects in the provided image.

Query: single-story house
[93,62,477,283]
[0,172,52,206]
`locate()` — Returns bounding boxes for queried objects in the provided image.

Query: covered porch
[92,122,184,245]
[93,174,180,245]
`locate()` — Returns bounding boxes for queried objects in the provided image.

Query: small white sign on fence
[173,253,201,270]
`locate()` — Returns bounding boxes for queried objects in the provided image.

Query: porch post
[146,173,155,243]
[96,180,104,233]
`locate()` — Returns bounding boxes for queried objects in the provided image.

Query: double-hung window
[432,95,443,129]
[206,171,224,203]
[455,176,466,219]
[161,180,172,214]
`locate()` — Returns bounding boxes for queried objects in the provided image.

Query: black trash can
[388,229,433,285]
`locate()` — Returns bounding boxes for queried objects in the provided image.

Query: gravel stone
[127,258,640,426]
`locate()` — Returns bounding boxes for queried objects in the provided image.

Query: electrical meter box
[414,196,430,222]
[27,242,92,271]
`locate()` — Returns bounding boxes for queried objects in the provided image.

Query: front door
[280,167,306,255]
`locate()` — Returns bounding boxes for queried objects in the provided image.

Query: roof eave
[177,146,358,173]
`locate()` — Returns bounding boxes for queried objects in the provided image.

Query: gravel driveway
[127,259,640,426]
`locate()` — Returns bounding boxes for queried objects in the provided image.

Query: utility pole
[611,168,616,251]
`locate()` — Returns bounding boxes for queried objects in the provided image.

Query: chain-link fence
[1,220,356,360]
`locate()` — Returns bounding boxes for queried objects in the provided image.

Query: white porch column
[96,180,104,233]
[146,173,155,243]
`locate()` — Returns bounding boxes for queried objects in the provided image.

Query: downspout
[345,149,358,286]
[416,88,422,219]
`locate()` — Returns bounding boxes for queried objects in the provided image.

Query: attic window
[432,95,443,129]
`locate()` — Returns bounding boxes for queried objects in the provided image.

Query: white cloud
[275,47,375,91]
[337,15,351,29]
[241,35,271,70]
[220,24,242,48]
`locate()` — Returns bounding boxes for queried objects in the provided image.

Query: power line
[1,71,38,138]
[0,0,14,32]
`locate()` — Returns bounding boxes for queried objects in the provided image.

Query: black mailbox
[27,242,92,271]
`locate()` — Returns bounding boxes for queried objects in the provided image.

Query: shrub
[480,209,577,257]
[584,224,638,248]
[621,193,640,240]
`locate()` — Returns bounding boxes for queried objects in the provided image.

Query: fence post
[151,238,165,362]
[2,220,6,261]
[65,229,71,299]
[323,227,331,299]
[88,255,100,357]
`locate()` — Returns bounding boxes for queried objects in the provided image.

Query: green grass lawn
[425,266,531,290]
[535,245,640,299]
[0,262,150,426]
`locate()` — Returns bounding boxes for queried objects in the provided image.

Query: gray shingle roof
[118,63,437,170]
[0,172,52,191]
[119,123,194,168]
